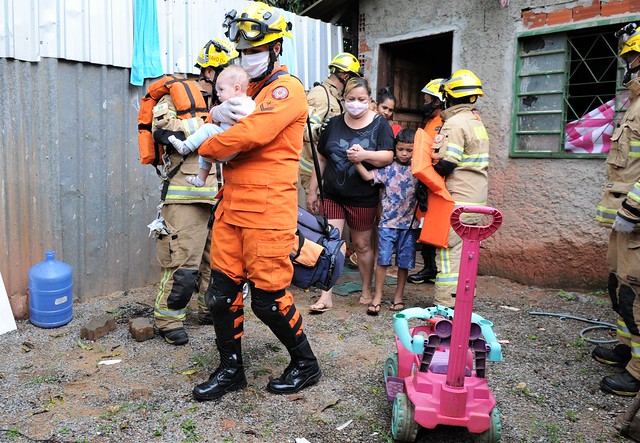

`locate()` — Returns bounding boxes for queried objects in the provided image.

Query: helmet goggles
[228,18,284,43]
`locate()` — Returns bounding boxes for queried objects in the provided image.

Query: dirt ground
[0,264,637,443]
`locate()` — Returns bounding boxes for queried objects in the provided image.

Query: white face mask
[345,101,369,117]
[241,51,270,80]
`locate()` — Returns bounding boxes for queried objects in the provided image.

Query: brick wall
[521,0,640,28]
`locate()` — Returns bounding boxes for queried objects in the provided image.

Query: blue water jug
[29,250,73,328]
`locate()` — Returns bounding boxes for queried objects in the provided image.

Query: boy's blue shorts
[377,227,418,269]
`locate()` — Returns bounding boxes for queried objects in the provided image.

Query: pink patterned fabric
[565,99,615,154]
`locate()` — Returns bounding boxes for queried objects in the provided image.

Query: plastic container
[29,250,73,328]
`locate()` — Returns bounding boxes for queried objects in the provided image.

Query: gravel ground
[0,266,634,443]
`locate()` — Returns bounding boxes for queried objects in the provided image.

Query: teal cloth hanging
[130,0,164,86]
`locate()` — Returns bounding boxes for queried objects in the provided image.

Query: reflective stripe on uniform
[437,247,458,286]
[155,269,187,320]
[619,318,631,339]
[454,200,487,207]
[155,307,187,320]
[446,143,464,161]
[596,205,617,224]
[631,339,640,359]
[436,272,458,286]
[460,152,489,168]
[299,157,313,173]
[197,291,207,310]
[182,117,201,137]
[628,183,640,204]
[629,141,640,158]
[309,115,323,125]
[165,185,218,200]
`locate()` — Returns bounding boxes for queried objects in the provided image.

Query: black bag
[290,207,346,290]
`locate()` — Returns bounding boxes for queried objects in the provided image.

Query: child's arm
[354,161,374,182]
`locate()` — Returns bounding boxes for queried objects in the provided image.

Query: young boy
[353,128,420,315]
[169,65,255,186]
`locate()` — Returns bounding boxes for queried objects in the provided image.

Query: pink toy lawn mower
[384,206,503,442]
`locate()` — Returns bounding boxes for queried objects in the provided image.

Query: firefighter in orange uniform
[192,2,321,401]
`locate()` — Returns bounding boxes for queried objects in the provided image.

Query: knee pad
[251,285,302,349]
[609,273,620,313]
[251,286,286,321]
[205,269,243,316]
[619,285,639,336]
[167,269,199,309]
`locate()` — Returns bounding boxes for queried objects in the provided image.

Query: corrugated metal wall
[0,1,342,313]
[0,0,342,89]
[0,57,158,309]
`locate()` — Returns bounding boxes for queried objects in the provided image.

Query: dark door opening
[377,33,453,129]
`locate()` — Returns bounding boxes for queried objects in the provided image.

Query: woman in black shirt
[307,77,394,313]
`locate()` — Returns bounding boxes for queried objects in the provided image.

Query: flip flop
[367,303,381,316]
[359,295,373,305]
[389,302,406,312]
[309,302,332,314]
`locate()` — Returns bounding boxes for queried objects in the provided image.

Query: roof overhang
[299,0,357,25]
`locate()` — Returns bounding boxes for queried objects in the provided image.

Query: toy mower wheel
[391,393,419,442]
[384,353,399,383]
[474,407,502,443]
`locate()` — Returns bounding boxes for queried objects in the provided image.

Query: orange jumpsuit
[198,66,308,348]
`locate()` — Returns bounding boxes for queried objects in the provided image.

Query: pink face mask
[345,101,369,117]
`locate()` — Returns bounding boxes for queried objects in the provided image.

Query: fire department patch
[434,134,445,144]
[272,86,289,100]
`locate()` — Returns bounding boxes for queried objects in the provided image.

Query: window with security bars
[512,22,631,158]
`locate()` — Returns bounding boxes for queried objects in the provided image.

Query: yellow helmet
[328,52,361,77]
[617,23,640,58]
[443,69,484,99]
[223,2,292,51]
[421,78,445,101]
[194,38,239,69]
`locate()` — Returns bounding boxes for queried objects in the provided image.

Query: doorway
[377,33,453,129]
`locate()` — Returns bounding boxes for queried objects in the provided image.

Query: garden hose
[528,311,617,344]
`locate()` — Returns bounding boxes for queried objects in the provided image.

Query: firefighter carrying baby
[191,2,322,401]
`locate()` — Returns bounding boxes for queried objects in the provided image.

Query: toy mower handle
[450,205,502,242]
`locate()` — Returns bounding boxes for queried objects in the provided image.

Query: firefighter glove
[612,215,636,234]
[211,97,251,125]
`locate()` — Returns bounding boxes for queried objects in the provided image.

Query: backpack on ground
[137,75,209,166]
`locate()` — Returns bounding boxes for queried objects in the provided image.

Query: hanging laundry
[130,0,164,86]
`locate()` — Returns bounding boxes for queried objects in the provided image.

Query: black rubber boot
[267,336,321,394]
[158,327,189,346]
[193,339,247,401]
[592,344,631,368]
[600,370,640,396]
[407,266,437,284]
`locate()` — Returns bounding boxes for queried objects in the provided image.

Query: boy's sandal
[366,303,381,316]
[389,302,406,312]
